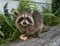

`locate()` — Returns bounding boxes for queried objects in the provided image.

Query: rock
[0,24,60,46]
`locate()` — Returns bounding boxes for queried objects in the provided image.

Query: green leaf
[0,31,4,37]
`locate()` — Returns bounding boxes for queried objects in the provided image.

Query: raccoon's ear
[28,10,34,15]
[30,10,34,15]
[14,11,19,17]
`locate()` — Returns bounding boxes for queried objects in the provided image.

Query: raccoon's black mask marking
[26,17,32,23]
[18,17,24,23]
[18,17,32,23]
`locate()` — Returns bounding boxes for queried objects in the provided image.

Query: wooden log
[0,24,60,46]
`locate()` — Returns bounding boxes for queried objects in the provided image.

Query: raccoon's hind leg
[29,31,40,38]
[33,32,40,38]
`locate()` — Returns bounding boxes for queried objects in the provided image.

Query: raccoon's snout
[19,20,30,26]
[23,22,27,25]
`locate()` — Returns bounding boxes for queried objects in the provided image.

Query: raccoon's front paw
[20,34,28,40]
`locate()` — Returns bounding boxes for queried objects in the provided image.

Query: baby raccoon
[14,10,48,39]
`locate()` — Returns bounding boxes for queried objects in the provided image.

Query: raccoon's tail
[42,25,49,32]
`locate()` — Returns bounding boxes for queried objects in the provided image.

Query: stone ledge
[0,24,60,46]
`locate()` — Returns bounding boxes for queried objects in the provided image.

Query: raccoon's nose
[23,22,27,25]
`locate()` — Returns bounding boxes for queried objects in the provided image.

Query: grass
[41,5,60,26]
[0,3,20,44]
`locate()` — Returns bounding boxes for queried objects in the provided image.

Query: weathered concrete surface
[0,24,60,46]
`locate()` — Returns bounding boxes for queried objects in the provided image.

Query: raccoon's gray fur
[14,10,47,37]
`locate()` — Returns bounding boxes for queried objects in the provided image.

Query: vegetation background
[0,0,60,44]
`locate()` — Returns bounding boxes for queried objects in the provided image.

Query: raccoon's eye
[18,17,24,23]
[26,17,32,23]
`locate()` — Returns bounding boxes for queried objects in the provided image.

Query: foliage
[41,5,60,26]
[0,3,20,44]
[17,0,37,11]
[52,0,60,17]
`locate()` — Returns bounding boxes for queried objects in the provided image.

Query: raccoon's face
[14,11,34,27]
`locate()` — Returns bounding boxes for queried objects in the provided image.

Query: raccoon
[14,10,48,38]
